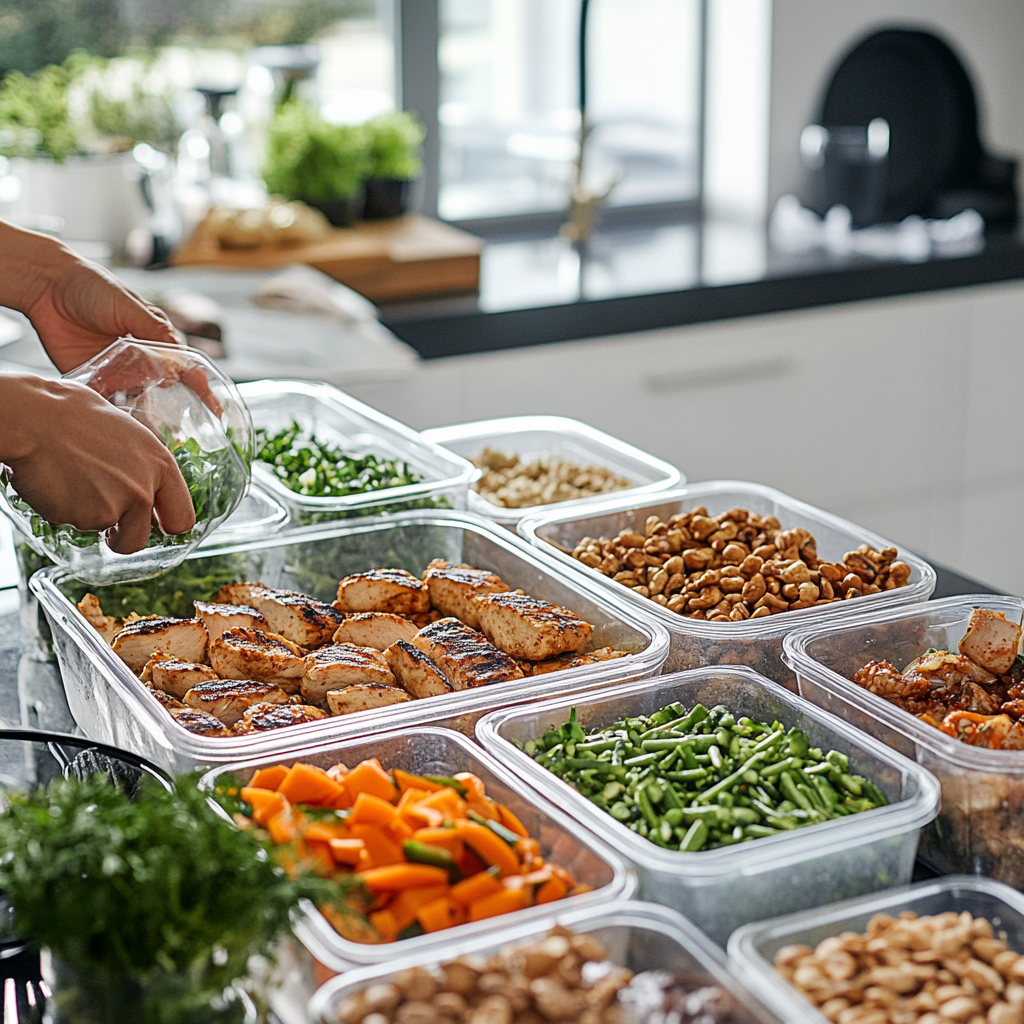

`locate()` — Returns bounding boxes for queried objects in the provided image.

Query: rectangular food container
[31,510,670,772]
[308,899,783,1024]
[517,481,936,687]
[783,595,1024,883]
[728,875,1024,1024]
[477,666,939,945]
[422,415,682,528]
[240,379,478,524]
[200,727,636,971]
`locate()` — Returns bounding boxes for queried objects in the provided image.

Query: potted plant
[361,110,425,219]
[262,100,370,227]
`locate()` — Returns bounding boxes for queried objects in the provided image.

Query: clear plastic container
[728,875,1024,1024]
[476,666,939,945]
[517,481,936,687]
[199,727,636,971]
[31,509,670,772]
[783,595,1024,884]
[307,899,783,1024]
[422,415,682,528]
[0,339,253,585]
[241,379,477,524]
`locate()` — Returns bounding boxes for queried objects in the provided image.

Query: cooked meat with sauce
[77,593,125,645]
[332,612,419,650]
[141,655,219,699]
[423,559,509,630]
[193,600,267,641]
[335,569,430,615]
[246,588,345,648]
[145,685,186,710]
[233,702,327,732]
[112,617,209,673]
[412,618,525,688]
[529,646,629,676]
[476,591,593,660]
[325,682,413,715]
[960,608,1022,674]
[169,707,232,737]
[301,644,396,705]
[384,639,456,698]
[183,679,290,726]
[208,628,307,692]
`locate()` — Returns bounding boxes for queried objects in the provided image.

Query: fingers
[152,461,196,537]
[105,502,156,555]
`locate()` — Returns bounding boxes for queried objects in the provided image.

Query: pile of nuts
[775,910,1024,1024]
[569,507,912,622]
[473,448,632,509]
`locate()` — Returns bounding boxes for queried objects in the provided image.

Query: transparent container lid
[0,339,253,585]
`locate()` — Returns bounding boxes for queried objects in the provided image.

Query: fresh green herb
[528,701,888,853]
[0,59,78,161]
[365,110,425,180]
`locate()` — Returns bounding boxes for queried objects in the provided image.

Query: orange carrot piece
[402,803,445,829]
[301,839,335,877]
[535,876,568,904]
[368,908,399,942]
[458,820,520,878]
[349,792,399,827]
[249,765,289,791]
[305,822,350,844]
[386,817,414,843]
[468,887,529,922]
[417,895,462,934]
[550,865,577,888]
[357,863,450,890]
[326,787,353,811]
[455,846,486,878]
[449,869,503,907]
[393,769,443,794]
[389,884,449,932]
[350,824,405,868]
[411,827,464,859]
[419,787,466,820]
[497,803,530,838]
[277,763,345,806]
[466,798,500,821]
[515,837,541,862]
[241,787,287,827]
[454,772,487,802]
[328,838,366,866]
[343,760,398,804]
[267,807,302,846]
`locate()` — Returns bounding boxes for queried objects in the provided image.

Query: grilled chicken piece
[301,644,396,705]
[194,600,266,641]
[326,683,413,716]
[233,702,328,733]
[411,618,524,689]
[335,569,430,615]
[384,640,457,698]
[77,593,124,645]
[332,612,419,650]
[183,679,290,726]
[530,647,628,676]
[112,618,209,673]
[408,609,444,628]
[145,684,186,711]
[213,582,270,607]
[246,589,345,648]
[423,560,509,630]
[141,654,219,699]
[476,592,593,660]
[208,628,307,693]
[169,707,232,737]
[959,609,1022,675]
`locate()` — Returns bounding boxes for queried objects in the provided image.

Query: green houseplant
[362,109,425,219]
[262,100,370,226]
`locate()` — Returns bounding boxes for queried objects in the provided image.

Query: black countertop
[379,217,1024,359]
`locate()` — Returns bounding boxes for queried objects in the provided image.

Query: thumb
[118,298,181,347]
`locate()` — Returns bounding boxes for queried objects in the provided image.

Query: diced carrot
[386,817,414,843]
[241,787,288,827]
[468,887,529,922]
[455,846,486,878]
[458,821,520,878]
[368,908,399,942]
[535,876,568,904]
[466,798,499,821]
[277,763,345,807]
[305,822,350,844]
[301,839,335,877]
[328,838,366,866]
[326,762,349,782]
[343,760,398,803]
[393,769,443,794]
[349,792,399,827]
[454,772,486,802]
[411,827,464,859]
[497,803,529,838]
[249,765,289,791]
[515,837,541,862]
[356,849,372,873]
[419,787,466,820]
[401,803,445,829]
[449,869,503,907]
[398,787,429,810]
[417,895,463,934]
[357,863,450,891]
[350,824,405,868]
[389,884,449,932]
[267,807,302,846]
[326,787,353,811]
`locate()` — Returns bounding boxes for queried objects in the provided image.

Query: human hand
[0,375,195,554]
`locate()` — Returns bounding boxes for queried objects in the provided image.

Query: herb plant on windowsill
[362,110,425,220]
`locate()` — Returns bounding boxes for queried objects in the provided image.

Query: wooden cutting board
[172,214,483,302]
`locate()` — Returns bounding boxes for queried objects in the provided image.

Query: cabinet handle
[644,357,793,394]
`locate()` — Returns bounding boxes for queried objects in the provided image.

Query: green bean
[680,819,708,852]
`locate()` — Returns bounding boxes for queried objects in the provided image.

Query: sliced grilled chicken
[183,679,290,726]
[332,612,419,650]
[476,592,593,660]
[169,707,232,737]
[145,684,186,711]
[208,628,306,693]
[112,618,209,673]
[530,647,628,676]
[335,569,430,615]
[194,600,266,641]
[326,683,413,716]
[77,593,124,645]
[246,589,345,648]
[141,655,219,699]
[408,609,444,629]
[423,560,509,630]
[213,582,270,606]
[384,639,457,698]
[301,644,396,705]
[233,702,328,733]
[411,618,524,689]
